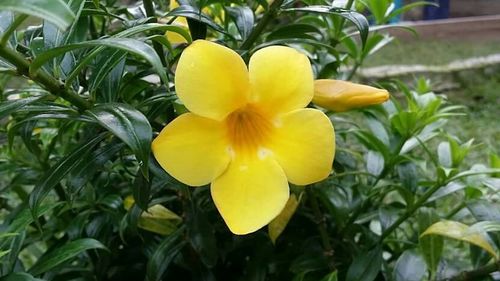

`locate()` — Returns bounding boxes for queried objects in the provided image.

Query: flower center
[225,104,273,154]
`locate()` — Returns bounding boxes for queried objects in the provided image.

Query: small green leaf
[282,6,369,47]
[393,249,427,281]
[226,6,254,41]
[346,247,382,281]
[366,150,384,176]
[421,220,498,259]
[86,103,152,178]
[146,227,186,281]
[320,271,338,281]
[0,0,74,30]
[28,238,108,275]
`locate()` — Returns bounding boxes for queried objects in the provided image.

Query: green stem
[379,183,442,241]
[335,0,355,39]
[0,46,92,110]
[307,187,335,270]
[143,0,168,68]
[240,0,286,50]
[444,260,500,281]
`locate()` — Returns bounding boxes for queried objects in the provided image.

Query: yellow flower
[313,79,390,112]
[152,40,335,235]
[165,0,189,44]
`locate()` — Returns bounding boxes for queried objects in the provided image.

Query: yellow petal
[211,156,289,235]
[175,40,249,120]
[152,113,230,186]
[271,109,335,185]
[313,79,389,112]
[249,46,313,116]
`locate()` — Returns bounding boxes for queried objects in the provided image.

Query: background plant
[0,0,499,281]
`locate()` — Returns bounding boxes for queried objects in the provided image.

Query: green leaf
[0,95,46,120]
[437,141,452,168]
[0,272,44,281]
[86,103,152,178]
[397,162,418,192]
[0,0,74,30]
[417,208,443,276]
[88,49,127,101]
[268,194,300,244]
[30,38,168,85]
[365,150,384,176]
[393,249,427,281]
[133,172,151,210]
[320,271,338,281]
[226,6,254,41]
[167,5,227,35]
[281,6,369,47]
[28,238,108,275]
[146,227,186,281]
[187,204,218,267]
[421,220,498,259]
[346,247,382,281]
[28,134,105,218]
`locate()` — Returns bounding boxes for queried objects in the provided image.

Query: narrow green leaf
[167,5,227,35]
[0,95,46,120]
[146,227,186,281]
[0,0,74,30]
[28,134,105,218]
[133,172,151,210]
[365,150,384,176]
[0,272,44,281]
[320,271,338,281]
[28,238,108,275]
[281,6,369,47]
[86,103,152,178]
[30,38,168,85]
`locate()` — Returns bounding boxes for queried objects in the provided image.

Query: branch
[0,45,91,110]
[443,260,500,281]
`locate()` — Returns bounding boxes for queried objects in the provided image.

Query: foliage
[0,0,499,281]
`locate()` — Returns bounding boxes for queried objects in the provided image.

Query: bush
[0,0,499,280]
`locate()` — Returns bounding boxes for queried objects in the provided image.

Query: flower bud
[313,79,389,112]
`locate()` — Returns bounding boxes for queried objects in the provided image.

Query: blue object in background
[423,0,450,20]
[390,0,403,23]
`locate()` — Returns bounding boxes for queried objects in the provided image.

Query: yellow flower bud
[313,79,390,112]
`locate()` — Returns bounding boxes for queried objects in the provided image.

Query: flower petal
[271,108,335,185]
[249,46,313,116]
[152,113,230,186]
[211,156,289,235]
[175,40,249,120]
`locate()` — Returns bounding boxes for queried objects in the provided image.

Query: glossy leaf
[0,95,46,120]
[86,103,152,178]
[28,238,108,275]
[393,249,427,281]
[282,6,369,47]
[417,208,443,276]
[346,247,382,281]
[0,0,74,30]
[30,38,168,85]
[421,220,498,259]
[1,272,44,281]
[226,6,254,41]
[28,134,105,218]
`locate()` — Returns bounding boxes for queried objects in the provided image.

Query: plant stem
[379,183,442,241]
[143,0,168,68]
[0,46,92,110]
[240,0,285,50]
[444,260,500,281]
[307,187,336,270]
